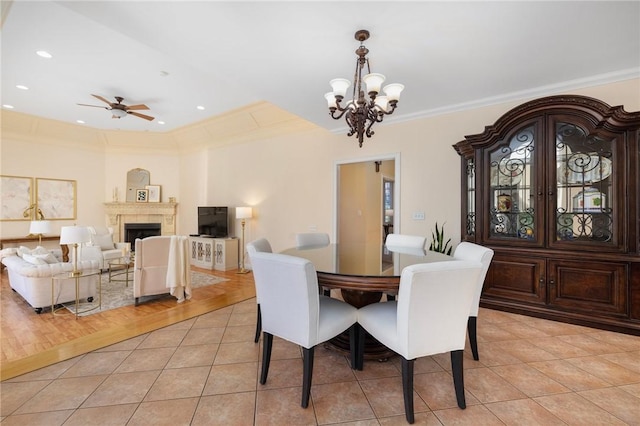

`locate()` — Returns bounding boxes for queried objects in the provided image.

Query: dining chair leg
[301,347,315,408]
[467,316,479,360]
[260,332,273,385]
[401,357,415,424]
[450,349,466,409]
[355,324,365,371]
[348,324,358,369]
[254,304,262,343]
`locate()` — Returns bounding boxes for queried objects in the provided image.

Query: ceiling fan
[77,94,155,121]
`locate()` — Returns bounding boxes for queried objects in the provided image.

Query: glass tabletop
[52,269,101,279]
[281,243,452,278]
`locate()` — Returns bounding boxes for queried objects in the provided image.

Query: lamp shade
[59,226,91,245]
[363,73,386,94]
[329,78,351,98]
[29,220,51,235]
[383,83,405,101]
[236,207,253,220]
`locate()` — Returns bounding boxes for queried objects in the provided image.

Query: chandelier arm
[376,102,399,117]
[329,107,349,120]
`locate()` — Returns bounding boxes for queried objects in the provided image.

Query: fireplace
[125,223,161,248]
[103,202,177,244]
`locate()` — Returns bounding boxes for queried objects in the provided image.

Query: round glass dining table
[281,243,453,359]
[282,242,452,297]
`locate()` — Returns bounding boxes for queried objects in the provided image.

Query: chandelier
[325,29,404,148]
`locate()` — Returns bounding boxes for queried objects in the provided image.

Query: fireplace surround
[104,202,177,243]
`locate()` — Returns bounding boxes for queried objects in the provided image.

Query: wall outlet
[412,211,425,220]
[308,225,317,231]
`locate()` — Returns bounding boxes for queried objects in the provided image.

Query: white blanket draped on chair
[166,235,192,302]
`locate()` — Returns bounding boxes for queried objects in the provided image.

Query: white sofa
[73,226,130,270]
[1,248,100,313]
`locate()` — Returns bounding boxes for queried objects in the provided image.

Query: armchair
[74,226,130,270]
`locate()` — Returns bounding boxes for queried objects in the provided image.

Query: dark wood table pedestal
[318,272,399,360]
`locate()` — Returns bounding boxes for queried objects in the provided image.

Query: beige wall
[2,79,638,257]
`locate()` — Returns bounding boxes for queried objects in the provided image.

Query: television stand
[189,236,238,271]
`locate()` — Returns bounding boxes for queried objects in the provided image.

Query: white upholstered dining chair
[356,260,483,424]
[295,232,330,248]
[384,233,427,301]
[296,232,331,296]
[250,251,358,408]
[384,233,427,250]
[246,238,273,343]
[453,242,494,361]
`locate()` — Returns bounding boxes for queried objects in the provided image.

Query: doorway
[334,154,399,246]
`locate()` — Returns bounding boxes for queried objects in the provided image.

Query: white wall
[183,79,640,253]
[0,137,105,237]
[2,79,639,258]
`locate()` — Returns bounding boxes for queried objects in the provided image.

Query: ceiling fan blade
[129,111,155,121]
[77,103,108,109]
[125,104,150,111]
[91,94,112,105]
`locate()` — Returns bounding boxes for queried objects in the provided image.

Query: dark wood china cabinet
[454,95,640,335]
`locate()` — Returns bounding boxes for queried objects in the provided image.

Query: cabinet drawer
[549,260,627,317]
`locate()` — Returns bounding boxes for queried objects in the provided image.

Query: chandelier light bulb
[363,73,386,95]
[383,83,405,102]
[374,96,389,113]
[324,92,338,109]
[329,78,351,98]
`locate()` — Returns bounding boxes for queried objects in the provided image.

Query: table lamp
[236,207,252,274]
[29,220,52,245]
[60,226,91,277]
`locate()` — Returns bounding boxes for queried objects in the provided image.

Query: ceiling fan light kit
[77,94,155,121]
[325,29,404,148]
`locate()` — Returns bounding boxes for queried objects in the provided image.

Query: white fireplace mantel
[104,202,178,242]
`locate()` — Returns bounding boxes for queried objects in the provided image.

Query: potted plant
[429,222,452,255]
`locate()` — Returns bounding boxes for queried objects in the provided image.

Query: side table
[51,269,101,319]
[107,257,134,287]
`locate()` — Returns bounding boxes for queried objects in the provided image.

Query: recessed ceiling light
[16,85,29,90]
[76,120,85,124]
[197,105,205,110]
[36,50,52,59]
[157,121,166,125]
[3,104,15,109]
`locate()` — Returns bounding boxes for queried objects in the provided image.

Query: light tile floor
[2,300,640,425]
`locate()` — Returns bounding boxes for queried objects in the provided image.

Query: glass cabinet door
[487,124,537,243]
[552,121,616,247]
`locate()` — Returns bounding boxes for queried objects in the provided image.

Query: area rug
[64,270,229,316]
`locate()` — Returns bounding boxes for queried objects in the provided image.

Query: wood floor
[0,267,256,381]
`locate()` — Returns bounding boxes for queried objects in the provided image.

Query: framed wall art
[1,175,33,221]
[136,189,149,203]
[145,185,161,203]
[36,178,76,220]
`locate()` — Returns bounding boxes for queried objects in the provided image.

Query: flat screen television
[197,206,229,238]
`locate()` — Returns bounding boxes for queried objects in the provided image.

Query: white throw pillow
[22,253,47,265]
[32,246,50,255]
[92,234,115,250]
[17,246,31,258]
[34,252,59,264]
